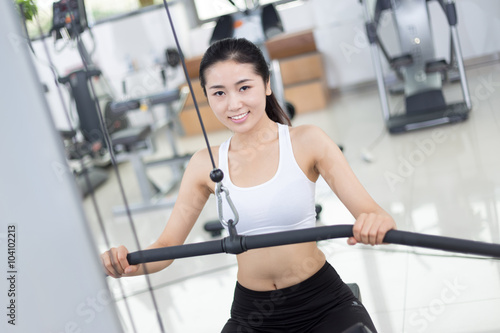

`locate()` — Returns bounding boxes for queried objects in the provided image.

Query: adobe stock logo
[408,277,467,332]
[470,72,500,106]
[339,14,392,64]
[384,130,448,192]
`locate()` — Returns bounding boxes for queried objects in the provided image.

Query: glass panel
[23,0,171,39]
[194,0,286,22]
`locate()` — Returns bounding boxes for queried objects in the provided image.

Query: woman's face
[204,60,271,133]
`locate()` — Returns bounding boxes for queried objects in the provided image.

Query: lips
[229,111,250,123]
[230,112,249,120]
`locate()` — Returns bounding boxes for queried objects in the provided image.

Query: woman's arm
[295,125,396,246]
[101,148,214,278]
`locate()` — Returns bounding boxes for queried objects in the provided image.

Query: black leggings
[221,262,376,333]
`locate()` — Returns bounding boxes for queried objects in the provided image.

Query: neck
[231,118,279,150]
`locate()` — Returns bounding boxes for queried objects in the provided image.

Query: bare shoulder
[289,124,343,167]
[288,125,342,179]
[184,146,220,191]
[189,146,219,167]
[289,124,335,148]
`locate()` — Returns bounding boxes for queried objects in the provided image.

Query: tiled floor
[87,60,500,332]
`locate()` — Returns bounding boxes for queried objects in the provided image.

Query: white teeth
[231,112,249,120]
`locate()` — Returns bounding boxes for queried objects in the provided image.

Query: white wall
[33,0,500,130]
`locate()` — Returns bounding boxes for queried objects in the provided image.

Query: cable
[34,18,142,333]
[87,26,97,56]
[70,20,166,332]
[35,16,141,333]
[41,2,229,331]
[161,0,217,172]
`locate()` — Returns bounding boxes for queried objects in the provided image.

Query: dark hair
[199,38,291,126]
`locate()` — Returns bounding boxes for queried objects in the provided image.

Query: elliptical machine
[360,0,472,133]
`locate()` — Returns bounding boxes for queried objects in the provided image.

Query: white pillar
[0,2,122,332]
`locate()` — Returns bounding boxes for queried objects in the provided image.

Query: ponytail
[266,93,291,126]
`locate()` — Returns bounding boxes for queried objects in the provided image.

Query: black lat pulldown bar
[127,223,500,265]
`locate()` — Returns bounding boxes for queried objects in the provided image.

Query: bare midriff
[235,242,326,291]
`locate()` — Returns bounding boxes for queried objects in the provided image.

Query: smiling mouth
[229,112,249,120]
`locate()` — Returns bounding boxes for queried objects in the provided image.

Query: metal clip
[216,182,239,227]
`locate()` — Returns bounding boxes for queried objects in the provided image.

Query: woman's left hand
[347,212,397,246]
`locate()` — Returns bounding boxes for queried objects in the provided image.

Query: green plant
[16,0,38,21]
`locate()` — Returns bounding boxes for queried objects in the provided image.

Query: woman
[102,38,396,332]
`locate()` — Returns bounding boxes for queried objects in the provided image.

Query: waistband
[234,261,341,301]
[230,261,356,330]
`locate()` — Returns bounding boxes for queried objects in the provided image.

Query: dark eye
[240,86,250,92]
[213,91,225,96]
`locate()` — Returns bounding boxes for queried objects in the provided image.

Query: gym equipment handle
[127,225,500,265]
[128,239,224,264]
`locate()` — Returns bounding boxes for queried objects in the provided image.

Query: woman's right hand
[101,245,140,278]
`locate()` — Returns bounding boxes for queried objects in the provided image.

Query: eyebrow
[208,78,254,90]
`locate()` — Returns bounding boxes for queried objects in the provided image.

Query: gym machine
[108,88,192,215]
[360,0,472,133]
[51,0,111,195]
[107,45,190,215]
[50,0,190,211]
[52,0,127,147]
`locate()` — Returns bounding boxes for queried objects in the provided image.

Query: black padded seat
[111,126,151,150]
[60,129,77,139]
[210,14,234,45]
[262,4,284,39]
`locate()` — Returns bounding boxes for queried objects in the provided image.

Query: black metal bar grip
[127,239,224,265]
[383,229,500,258]
[126,225,500,265]
[243,225,354,249]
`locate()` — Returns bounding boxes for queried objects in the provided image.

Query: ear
[265,80,272,96]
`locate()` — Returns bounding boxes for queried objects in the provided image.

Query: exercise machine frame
[108,88,192,215]
[361,0,472,133]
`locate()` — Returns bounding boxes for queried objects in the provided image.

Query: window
[23,1,55,39]
[193,0,294,22]
[22,0,172,39]
[85,0,171,22]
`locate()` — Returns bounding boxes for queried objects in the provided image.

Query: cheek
[207,96,219,110]
[207,98,226,119]
[255,95,268,111]
[245,93,263,107]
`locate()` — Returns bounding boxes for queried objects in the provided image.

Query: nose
[227,92,242,112]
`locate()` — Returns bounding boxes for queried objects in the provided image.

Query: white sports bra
[216,123,316,236]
